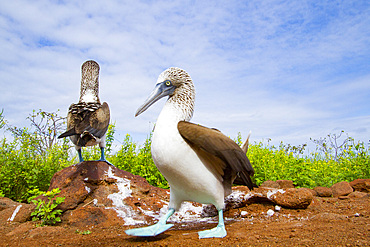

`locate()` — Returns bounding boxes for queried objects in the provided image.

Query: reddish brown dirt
[1,195,369,247]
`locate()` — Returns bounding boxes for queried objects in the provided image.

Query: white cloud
[0,0,369,149]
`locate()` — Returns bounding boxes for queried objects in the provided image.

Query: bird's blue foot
[125,222,174,237]
[99,147,115,167]
[125,208,175,237]
[198,209,227,239]
[78,149,84,163]
[198,224,227,239]
[100,159,115,167]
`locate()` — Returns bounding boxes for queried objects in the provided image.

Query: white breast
[80,88,98,103]
[151,103,225,210]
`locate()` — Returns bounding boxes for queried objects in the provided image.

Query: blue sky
[0,0,369,150]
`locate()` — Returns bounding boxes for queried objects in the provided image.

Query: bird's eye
[165,80,171,86]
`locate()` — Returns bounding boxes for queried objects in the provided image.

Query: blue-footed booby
[58,60,111,165]
[125,67,256,238]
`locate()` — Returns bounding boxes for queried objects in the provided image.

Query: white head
[135,67,195,121]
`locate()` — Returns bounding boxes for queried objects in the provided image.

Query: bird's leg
[77,149,84,163]
[99,147,115,166]
[125,208,175,237]
[198,209,227,238]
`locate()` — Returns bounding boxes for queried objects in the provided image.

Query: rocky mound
[2,161,368,229]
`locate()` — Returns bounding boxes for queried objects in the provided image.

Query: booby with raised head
[125,67,256,238]
[58,60,111,164]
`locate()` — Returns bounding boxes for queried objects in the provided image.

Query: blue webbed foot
[99,158,115,167]
[125,208,175,237]
[198,224,227,239]
[198,209,227,239]
[125,222,174,237]
[99,147,115,167]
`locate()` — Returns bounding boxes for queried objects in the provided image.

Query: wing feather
[177,121,256,190]
[58,102,110,147]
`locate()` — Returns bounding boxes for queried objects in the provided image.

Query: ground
[1,195,369,246]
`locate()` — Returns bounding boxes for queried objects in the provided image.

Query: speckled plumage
[58,60,110,163]
[159,68,195,121]
[79,60,100,104]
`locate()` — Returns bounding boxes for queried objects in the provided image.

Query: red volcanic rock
[0,198,35,223]
[269,188,313,209]
[62,205,123,228]
[349,179,370,193]
[348,191,368,199]
[314,187,333,197]
[276,180,295,188]
[49,161,170,226]
[331,181,353,197]
[0,197,17,211]
[231,187,313,209]
[260,180,280,188]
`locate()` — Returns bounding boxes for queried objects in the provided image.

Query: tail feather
[241,131,251,154]
[58,128,77,138]
[76,132,96,147]
[235,131,258,189]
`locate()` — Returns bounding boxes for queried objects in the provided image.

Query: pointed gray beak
[135,81,176,117]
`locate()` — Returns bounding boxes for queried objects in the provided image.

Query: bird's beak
[135,81,176,117]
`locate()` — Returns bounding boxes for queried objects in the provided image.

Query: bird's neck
[79,80,100,104]
[166,82,195,122]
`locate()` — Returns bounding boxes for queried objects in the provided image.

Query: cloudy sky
[1,0,369,150]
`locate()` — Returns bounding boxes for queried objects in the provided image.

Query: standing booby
[125,67,256,238]
[58,60,111,164]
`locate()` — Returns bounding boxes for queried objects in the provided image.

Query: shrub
[29,188,65,226]
[248,135,370,188]
[0,129,71,202]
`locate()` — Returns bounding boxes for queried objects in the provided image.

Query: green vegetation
[0,109,369,203]
[28,188,65,226]
[247,136,369,188]
[0,110,72,202]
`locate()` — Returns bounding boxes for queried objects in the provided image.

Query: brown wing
[58,102,110,146]
[177,121,256,190]
[86,102,110,138]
